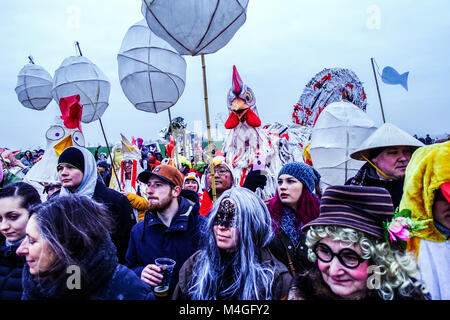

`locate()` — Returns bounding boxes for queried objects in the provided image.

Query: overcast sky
[1,0,449,150]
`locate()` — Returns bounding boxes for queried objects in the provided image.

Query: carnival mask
[214,198,238,228]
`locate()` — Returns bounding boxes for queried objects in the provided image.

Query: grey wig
[187,187,276,300]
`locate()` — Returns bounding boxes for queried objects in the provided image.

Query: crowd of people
[0,123,449,301]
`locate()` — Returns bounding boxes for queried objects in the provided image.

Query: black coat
[126,189,205,298]
[0,239,25,300]
[345,162,404,209]
[93,181,136,264]
[268,228,313,277]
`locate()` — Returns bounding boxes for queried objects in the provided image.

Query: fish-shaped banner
[381,66,409,91]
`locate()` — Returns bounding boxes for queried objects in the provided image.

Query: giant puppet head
[225,65,261,129]
[24,95,85,190]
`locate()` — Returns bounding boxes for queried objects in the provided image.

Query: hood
[58,146,97,197]
[400,141,450,243]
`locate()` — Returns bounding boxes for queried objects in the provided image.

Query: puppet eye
[72,131,85,147]
[245,92,252,103]
[46,125,65,141]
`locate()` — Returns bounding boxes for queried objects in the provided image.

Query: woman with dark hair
[16,195,154,300]
[267,162,321,276]
[0,182,41,299]
[20,150,34,169]
[173,187,292,300]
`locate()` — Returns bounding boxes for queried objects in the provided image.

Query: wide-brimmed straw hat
[350,123,424,161]
[302,185,395,239]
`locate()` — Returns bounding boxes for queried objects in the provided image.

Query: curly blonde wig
[306,225,428,300]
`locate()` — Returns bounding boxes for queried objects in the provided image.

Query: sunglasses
[314,243,366,269]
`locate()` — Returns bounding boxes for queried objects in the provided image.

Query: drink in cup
[153,257,176,297]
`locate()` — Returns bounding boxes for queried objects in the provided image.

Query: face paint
[214,198,238,228]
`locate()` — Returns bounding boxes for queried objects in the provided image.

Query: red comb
[59,95,83,132]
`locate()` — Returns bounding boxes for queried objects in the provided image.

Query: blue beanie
[278,162,321,193]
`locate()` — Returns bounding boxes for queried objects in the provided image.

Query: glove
[243,170,267,192]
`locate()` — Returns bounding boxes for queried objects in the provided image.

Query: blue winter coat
[0,240,25,300]
[125,190,205,297]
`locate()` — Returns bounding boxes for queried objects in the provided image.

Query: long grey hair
[187,187,275,300]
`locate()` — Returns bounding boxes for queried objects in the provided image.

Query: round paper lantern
[117,20,186,113]
[141,0,249,56]
[15,63,53,111]
[52,56,111,123]
[309,101,378,189]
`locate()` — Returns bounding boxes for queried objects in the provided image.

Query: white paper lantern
[118,20,186,113]
[15,63,53,111]
[52,56,111,123]
[309,101,378,189]
[141,0,249,56]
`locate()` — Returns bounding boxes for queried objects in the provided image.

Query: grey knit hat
[278,162,321,193]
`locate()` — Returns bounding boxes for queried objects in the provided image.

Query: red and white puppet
[222,66,277,199]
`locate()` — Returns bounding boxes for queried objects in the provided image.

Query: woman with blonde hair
[288,185,430,300]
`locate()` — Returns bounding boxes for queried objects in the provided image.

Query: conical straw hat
[350,123,424,160]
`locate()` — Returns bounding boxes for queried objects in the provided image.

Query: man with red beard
[125,165,204,299]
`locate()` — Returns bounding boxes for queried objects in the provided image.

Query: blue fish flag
[381,66,409,91]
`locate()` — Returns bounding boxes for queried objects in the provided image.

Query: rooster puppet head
[225,66,261,129]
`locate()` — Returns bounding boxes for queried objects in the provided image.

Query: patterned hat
[302,185,395,239]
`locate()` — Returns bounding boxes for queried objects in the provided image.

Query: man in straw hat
[346,123,424,208]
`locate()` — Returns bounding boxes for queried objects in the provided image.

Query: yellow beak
[53,135,73,157]
[231,98,249,120]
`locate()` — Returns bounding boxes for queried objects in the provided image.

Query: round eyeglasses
[314,243,366,269]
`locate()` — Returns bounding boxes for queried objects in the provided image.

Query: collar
[434,221,450,239]
[146,197,195,231]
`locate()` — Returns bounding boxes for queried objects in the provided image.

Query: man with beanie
[57,146,135,264]
[125,164,204,299]
[346,123,424,208]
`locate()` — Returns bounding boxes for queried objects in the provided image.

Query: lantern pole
[201,54,217,202]
[75,41,121,191]
[370,58,386,123]
[167,108,179,169]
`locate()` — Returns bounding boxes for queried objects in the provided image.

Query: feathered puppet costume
[222,66,277,199]
[23,95,85,199]
[265,68,368,167]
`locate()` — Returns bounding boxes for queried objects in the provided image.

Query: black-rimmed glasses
[314,243,366,269]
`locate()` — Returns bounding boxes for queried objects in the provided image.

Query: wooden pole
[75,41,120,190]
[371,58,386,123]
[201,54,217,201]
[99,118,121,191]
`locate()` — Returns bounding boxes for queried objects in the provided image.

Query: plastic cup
[153,257,176,297]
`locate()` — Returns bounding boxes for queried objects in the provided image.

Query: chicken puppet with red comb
[222,66,278,199]
[23,95,85,199]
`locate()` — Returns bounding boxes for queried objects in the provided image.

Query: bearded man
[125,165,204,299]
